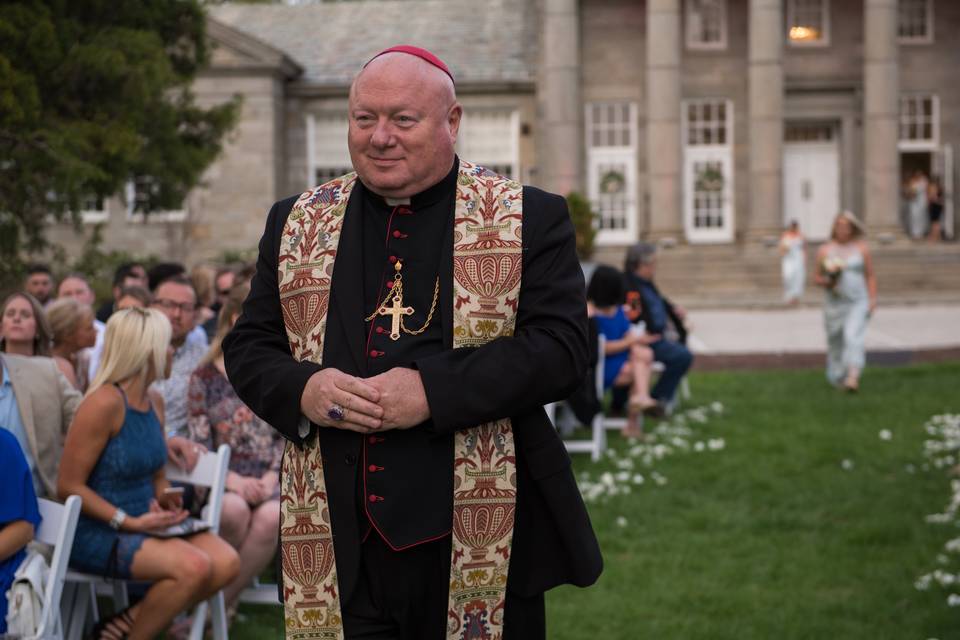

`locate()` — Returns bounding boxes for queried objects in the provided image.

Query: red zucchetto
[364,45,455,85]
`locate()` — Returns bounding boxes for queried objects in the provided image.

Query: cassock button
[392,230,408,239]
[368,494,384,503]
[375,326,385,334]
[368,464,384,473]
[369,349,384,358]
[389,255,398,263]
[386,281,394,289]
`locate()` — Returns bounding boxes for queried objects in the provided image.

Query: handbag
[4,548,49,638]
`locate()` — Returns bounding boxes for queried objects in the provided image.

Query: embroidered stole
[277,161,523,640]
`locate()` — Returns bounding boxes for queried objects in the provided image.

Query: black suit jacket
[223,181,603,602]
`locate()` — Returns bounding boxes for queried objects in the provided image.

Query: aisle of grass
[547,362,960,640]
[233,363,960,639]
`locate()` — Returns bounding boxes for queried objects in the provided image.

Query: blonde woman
[58,308,239,640]
[814,212,878,392]
[46,297,98,390]
[186,281,282,613]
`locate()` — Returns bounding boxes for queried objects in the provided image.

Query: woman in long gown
[906,169,929,239]
[779,220,805,305]
[814,212,878,392]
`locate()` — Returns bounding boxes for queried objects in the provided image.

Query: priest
[223,45,602,640]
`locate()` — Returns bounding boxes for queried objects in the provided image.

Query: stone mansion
[49,0,958,261]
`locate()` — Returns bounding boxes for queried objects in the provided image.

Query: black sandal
[87,606,136,640]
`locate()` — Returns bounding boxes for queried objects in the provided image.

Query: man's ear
[448,103,463,143]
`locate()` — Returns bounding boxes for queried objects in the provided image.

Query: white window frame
[79,194,108,225]
[124,179,186,223]
[898,0,934,44]
[307,112,354,188]
[456,108,521,179]
[685,0,727,51]
[898,93,940,152]
[585,102,639,245]
[786,0,830,48]
[682,98,735,243]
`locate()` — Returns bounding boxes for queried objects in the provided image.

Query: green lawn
[234,363,960,639]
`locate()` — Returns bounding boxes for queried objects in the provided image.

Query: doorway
[783,122,840,241]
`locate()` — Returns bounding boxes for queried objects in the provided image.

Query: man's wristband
[109,508,127,531]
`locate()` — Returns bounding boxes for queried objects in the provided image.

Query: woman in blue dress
[58,308,239,639]
[587,265,660,438]
[0,428,42,636]
[814,212,878,392]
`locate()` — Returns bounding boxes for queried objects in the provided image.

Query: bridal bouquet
[821,256,846,286]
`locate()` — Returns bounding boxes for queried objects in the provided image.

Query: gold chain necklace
[365,260,440,340]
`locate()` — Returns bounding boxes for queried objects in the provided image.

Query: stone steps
[590,241,960,308]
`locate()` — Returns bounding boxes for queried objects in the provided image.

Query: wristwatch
[109,508,127,531]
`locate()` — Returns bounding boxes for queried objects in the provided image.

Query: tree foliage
[566,191,598,261]
[0,0,239,279]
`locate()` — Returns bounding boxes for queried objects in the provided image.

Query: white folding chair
[22,495,82,640]
[238,575,280,605]
[64,444,231,640]
[550,333,608,462]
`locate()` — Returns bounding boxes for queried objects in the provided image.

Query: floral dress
[186,363,283,499]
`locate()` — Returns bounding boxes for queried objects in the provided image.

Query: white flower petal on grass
[708,438,726,451]
[710,401,724,414]
[879,429,892,441]
[615,471,631,483]
[905,464,916,474]
[616,516,628,528]
[915,574,933,591]
[632,474,645,485]
[616,458,634,470]
[693,441,705,452]
[841,459,855,471]
[948,594,960,607]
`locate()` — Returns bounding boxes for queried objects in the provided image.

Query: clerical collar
[363,157,459,210]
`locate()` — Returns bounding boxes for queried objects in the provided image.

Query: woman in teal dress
[815,212,878,392]
[58,308,239,639]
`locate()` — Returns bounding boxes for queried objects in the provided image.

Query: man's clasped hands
[300,367,431,433]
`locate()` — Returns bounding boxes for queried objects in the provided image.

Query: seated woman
[186,281,282,614]
[1,292,52,357]
[58,308,239,640]
[0,429,42,638]
[47,297,98,391]
[587,265,660,439]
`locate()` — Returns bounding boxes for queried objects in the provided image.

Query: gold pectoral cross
[379,293,414,340]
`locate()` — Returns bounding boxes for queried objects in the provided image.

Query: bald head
[347,52,462,199]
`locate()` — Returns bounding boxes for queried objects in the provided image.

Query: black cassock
[223,159,603,631]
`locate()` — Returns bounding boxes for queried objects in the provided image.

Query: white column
[538,0,582,195]
[748,0,784,241]
[646,0,682,240]
[863,0,901,235]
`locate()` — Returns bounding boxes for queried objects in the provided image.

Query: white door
[683,148,734,243]
[783,142,839,241]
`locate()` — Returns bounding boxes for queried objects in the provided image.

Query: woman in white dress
[906,169,929,239]
[779,220,805,305]
[814,212,878,392]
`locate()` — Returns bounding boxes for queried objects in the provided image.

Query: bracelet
[109,508,127,531]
